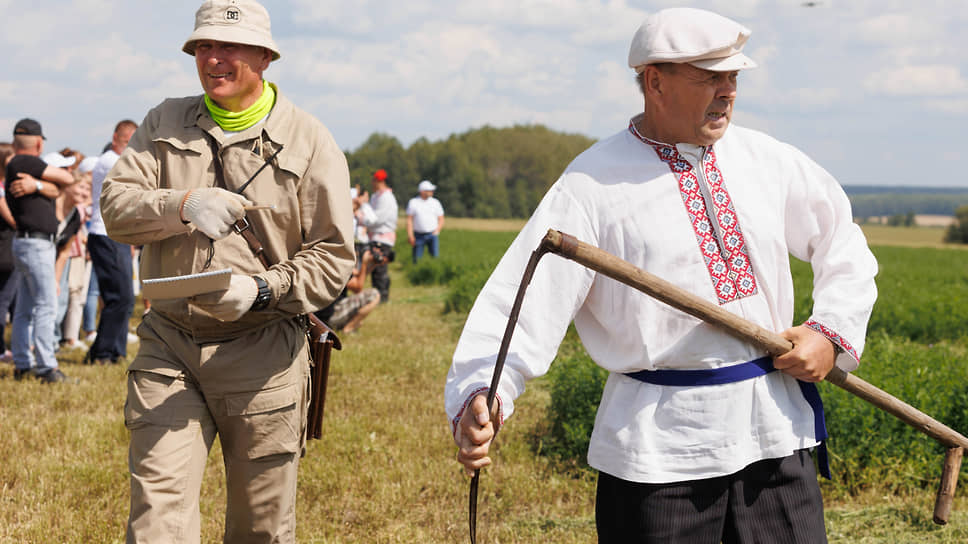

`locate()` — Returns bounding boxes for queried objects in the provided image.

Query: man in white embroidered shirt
[445,7,877,543]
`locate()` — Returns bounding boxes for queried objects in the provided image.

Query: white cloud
[865,65,968,97]
[857,13,935,45]
[924,98,968,114]
[703,0,766,19]
[779,87,843,110]
[0,0,965,189]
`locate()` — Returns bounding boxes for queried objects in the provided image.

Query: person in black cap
[5,118,76,383]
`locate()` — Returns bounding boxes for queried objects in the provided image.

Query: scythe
[468,229,968,543]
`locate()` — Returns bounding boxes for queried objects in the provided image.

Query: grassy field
[0,220,965,543]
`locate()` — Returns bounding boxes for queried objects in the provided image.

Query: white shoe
[84,332,97,344]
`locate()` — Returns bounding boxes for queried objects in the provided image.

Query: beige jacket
[101,91,354,342]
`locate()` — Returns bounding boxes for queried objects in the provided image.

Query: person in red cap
[356,168,398,302]
[448,7,877,543]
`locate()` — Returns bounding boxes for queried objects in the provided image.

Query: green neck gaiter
[205,80,276,132]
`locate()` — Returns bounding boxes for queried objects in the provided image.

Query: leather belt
[15,230,54,241]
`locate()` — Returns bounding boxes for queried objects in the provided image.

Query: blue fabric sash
[626,356,831,479]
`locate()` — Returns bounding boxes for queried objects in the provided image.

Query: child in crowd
[58,168,93,350]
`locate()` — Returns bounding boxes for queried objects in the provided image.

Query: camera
[367,242,395,265]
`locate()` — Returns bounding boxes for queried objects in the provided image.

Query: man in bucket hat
[100,1,354,541]
[447,7,878,542]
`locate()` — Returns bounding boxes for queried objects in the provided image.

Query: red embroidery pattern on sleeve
[629,122,758,304]
[805,319,859,361]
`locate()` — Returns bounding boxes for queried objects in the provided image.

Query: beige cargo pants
[124,313,310,544]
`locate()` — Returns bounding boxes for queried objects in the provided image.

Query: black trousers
[596,449,826,544]
[87,234,134,361]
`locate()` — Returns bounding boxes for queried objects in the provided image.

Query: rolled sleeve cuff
[165,189,195,233]
[450,386,505,441]
[805,318,859,370]
[260,268,290,311]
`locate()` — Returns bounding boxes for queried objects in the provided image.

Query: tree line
[344,125,595,218]
[343,126,968,224]
[846,193,968,219]
[945,206,968,243]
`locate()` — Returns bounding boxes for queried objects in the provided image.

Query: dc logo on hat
[224,7,241,22]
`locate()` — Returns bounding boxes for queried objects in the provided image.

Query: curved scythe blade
[468,240,553,543]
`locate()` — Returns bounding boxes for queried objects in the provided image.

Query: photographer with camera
[356,169,397,302]
[315,244,380,334]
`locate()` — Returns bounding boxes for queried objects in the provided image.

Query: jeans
[11,237,58,373]
[412,231,439,263]
[87,234,134,361]
[83,266,99,333]
[54,258,70,347]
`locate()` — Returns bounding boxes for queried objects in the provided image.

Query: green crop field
[0,221,965,543]
[404,224,968,542]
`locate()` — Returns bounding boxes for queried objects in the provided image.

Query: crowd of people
[1,119,142,383]
[1,116,448,382]
[1,119,448,381]
[312,168,446,334]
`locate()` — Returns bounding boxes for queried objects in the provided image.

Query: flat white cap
[418,180,436,192]
[628,8,756,73]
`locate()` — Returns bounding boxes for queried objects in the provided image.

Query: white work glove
[190,275,258,322]
[180,188,252,240]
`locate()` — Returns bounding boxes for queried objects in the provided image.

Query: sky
[1,0,966,187]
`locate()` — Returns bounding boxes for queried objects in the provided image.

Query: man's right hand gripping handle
[455,393,501,476]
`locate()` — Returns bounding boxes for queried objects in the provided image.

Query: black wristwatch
[250,276,271,312]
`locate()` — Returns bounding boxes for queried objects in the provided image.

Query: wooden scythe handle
[542,229,968,523]
[935,447,964,525]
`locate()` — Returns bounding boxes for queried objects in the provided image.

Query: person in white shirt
[446,8,877,543]
[406,180,444,263]
[357,168,397,302]
[85,119,137,365]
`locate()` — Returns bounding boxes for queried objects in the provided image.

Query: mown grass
[0,220,965,542]
[0,280,598,543]
[859,224,966,249]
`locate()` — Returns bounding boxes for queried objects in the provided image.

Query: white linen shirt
[444,120,878,484]
[407,196,444,233]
